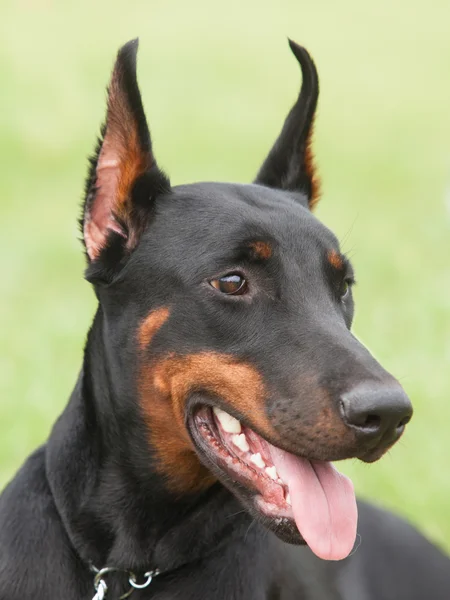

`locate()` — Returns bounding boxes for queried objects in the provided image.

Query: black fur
[255,39,318,197]
[1,39,449,600]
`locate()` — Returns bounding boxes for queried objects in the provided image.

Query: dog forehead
[170,181,306,219]
[147,181,337,252]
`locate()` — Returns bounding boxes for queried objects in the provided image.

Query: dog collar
[90,563,160,600]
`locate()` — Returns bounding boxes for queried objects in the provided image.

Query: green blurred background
[1,0,449,552]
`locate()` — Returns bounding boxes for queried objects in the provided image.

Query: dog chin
[244,495,306,545]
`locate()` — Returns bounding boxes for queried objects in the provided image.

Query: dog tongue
[269,446,357,560]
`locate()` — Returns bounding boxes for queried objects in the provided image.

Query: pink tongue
[270,447,357,561]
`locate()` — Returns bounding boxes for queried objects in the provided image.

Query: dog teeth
[265,466,278,480]
[231,433,250,452]
[213,407,241,434]
[250,453,265,469]
[286,492,292,506]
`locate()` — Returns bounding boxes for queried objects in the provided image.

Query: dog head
[81,39,412,561]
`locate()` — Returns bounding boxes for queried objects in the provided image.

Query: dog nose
[339,383,412,443]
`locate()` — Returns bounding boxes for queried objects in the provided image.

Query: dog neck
[45,308,250,575]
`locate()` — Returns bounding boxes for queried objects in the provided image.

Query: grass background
[1,0,449,553]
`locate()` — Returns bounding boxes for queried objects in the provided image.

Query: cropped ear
[82,39,170,281]
[255,40,320,209]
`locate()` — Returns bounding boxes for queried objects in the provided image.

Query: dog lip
[357,447,390,463]
[187,403,294,513]
[187,403,305,544]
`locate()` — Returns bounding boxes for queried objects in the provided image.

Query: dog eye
[210,273,248,295]
[340,278,352,300]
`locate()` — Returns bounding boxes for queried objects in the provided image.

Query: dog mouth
[189,405,358,561]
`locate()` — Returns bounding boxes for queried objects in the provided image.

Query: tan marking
[138,352,274,494]
[269,373,358,460]
[304,118,321,210]
[314,404,349,437]
[249,241,272,260]
[139,307,170,350]
[327,249,344,270]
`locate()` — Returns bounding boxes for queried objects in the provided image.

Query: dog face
[81,40,412,561]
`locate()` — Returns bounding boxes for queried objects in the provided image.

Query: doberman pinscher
[0,39,449,600]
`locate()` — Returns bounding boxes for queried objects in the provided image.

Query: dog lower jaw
[188,405,304,545]
[188,404,358,560]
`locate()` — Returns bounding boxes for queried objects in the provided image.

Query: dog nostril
[362,414,381,430]
[398,415,411,427]
[396,414,411,431]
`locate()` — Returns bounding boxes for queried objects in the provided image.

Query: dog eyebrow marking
[138,307,170,350]
[139,352,274,493]
[327,249,344,270]
[248,241,273,260]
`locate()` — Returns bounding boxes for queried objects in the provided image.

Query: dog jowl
[82,39,412,561]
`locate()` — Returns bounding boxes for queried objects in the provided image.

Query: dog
[0,38,449,599]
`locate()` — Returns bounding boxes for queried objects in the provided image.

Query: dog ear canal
[255,39,320,210]
[82,38,170,283]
